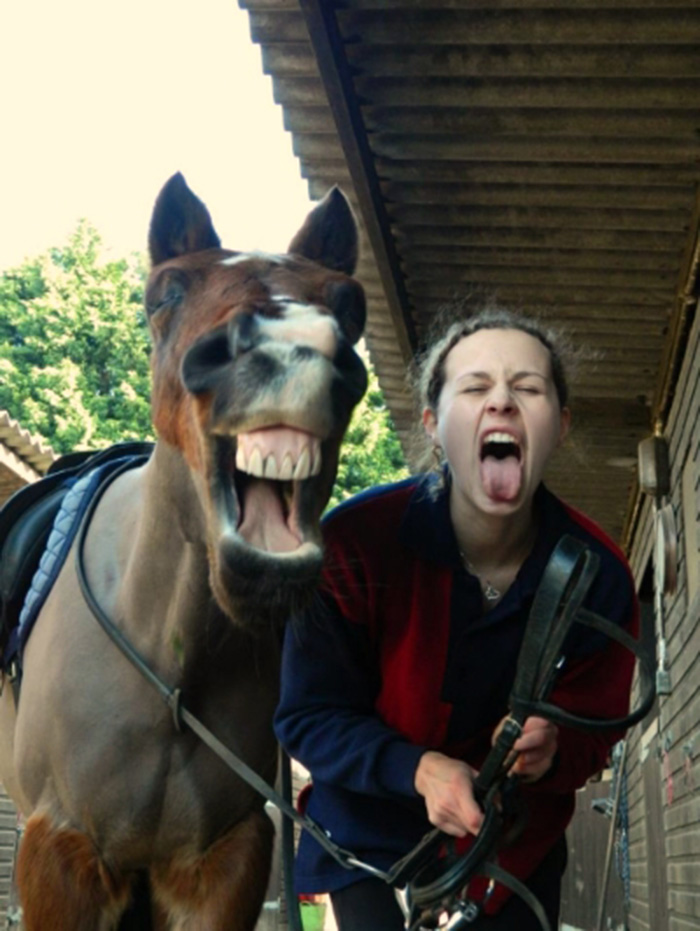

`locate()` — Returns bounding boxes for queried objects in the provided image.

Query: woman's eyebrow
[511,370,549,381]
[456,370,549,382]
[456,370,490,381]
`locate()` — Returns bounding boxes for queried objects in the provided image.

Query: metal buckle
[444,899,481,928]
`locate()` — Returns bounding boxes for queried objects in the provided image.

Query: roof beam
[0,445,41,486]
[297,0,417,362]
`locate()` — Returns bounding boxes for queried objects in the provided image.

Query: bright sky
[0,0,312,272]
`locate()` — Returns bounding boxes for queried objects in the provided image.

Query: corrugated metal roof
[0,410,56,503]
[240,0,700,544]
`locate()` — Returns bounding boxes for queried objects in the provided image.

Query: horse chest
[98,731,276,862]
[18,685,277,864]
[16,588,279,859]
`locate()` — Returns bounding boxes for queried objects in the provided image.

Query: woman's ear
[558,406,572,445]
[422,407,438,443]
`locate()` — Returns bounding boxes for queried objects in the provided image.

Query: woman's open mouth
[479,431,524,502]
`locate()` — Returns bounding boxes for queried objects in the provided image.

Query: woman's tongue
[479,454,523,502]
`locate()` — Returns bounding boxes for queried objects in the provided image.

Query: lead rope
[611,742,631,913]
[595,739,629,931]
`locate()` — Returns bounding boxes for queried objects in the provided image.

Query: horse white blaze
[265,295,339,361]
[219,251,280,267]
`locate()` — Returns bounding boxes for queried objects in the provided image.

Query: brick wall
[625,307,700,931]
[0,791,20,928]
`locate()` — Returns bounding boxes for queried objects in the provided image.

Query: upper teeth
[236,437,322,480]
[486,432,517,444]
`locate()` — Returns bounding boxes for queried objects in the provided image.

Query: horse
[0,173,368,930]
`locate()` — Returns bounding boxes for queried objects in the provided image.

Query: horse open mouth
[214,427,323,556]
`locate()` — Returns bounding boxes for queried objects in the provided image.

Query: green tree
[328,349,409,509]
[0,222,152,453]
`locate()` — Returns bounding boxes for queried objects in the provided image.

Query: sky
[0,0,312,271]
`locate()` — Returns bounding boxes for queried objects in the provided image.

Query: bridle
[75,467,656,931]
[395,535,656,929]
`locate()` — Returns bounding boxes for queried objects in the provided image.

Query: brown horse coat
[0,174,367,930]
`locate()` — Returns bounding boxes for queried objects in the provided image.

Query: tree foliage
[328,350,409,509]
[0,224,409,496]
[0,222,152,453]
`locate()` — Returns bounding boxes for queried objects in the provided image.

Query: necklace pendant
[460,553,502,602]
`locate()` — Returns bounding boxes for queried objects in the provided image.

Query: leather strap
[74,462,368,876]
[405,534,655,930]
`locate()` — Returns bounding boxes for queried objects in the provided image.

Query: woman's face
[423,328,570,516]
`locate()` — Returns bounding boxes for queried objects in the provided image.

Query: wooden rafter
[297,0,417,364]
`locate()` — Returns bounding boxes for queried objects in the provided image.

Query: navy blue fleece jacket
[274,475,637,910]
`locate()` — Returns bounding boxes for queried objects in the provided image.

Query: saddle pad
[3,455,144,675]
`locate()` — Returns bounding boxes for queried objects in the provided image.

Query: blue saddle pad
[4,454,146,675]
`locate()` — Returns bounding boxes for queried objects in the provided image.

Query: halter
[75,467,656,931]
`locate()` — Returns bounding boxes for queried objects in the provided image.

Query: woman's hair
[409,300,573,474]
[416,303,570,414]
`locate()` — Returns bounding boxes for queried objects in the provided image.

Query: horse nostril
[181,326,232,394]
[229,312,260,359]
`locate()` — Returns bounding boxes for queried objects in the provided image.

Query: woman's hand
[414,751,484,837]
[502,716,559,782]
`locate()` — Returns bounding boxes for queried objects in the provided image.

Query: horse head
[146,173,367,627]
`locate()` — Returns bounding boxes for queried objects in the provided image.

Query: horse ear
[287,187,358,276]
[149,173,221,266]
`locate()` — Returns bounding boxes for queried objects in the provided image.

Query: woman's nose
[486,385,516,413]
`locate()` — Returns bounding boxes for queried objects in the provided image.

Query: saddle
[0,441,154,674]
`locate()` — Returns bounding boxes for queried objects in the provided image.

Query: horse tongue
[479,455,522,502]
[238,479,301,553]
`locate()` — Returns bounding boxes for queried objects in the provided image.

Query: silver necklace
[460,553,502,602]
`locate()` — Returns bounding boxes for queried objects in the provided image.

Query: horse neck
[115,441,222,669]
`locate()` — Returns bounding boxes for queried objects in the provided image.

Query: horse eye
[146,271,188,316]
[324,280,366,345]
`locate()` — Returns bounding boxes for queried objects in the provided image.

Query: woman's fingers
[413,718,558,840]
[491,715,559,781]
[511,716,558,780]
[414,750,484,837]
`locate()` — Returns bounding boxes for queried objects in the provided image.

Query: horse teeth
[235,447,247,472]
[279,454,294,481]
[264,455,279,480]
[248,447,264,477]
[311,442,322,476]
[294,447,311,480]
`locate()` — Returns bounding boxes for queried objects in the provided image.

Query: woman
[274,306,636,930]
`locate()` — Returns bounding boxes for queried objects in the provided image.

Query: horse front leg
[151,808,274,931]
[16,814,131,931]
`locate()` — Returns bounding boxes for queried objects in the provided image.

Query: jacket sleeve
[274,592,426,802]
[525,562,639,796]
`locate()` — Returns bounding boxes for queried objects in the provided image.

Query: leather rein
[75,463,656,930]
[74,460,374,876]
